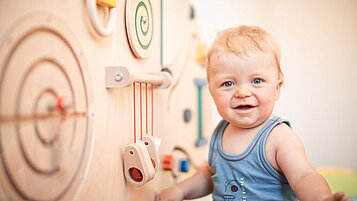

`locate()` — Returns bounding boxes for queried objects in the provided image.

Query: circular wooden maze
[0,12,94,201]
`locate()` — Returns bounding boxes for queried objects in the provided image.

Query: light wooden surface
[0,1,216,201]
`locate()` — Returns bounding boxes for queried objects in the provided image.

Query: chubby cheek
[256,93,276,114]
[213,96,231,118]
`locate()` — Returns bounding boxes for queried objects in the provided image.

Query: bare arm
[273,125,350,201]
[155,165,213,201]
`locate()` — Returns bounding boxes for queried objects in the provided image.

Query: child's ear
[275,79,283,100]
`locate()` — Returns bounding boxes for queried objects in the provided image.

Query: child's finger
[332,192,350,201]
[154,191,161,201]
[334,192,345,199]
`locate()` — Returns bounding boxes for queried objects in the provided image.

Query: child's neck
[222,116,273,155]
[228,115,273,135]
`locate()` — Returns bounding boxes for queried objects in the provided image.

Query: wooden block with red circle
[123,141,155,186]
[141,136,160,172]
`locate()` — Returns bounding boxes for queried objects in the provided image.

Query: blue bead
[179,159,190,172]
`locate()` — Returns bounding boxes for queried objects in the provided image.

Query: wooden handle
[105,66,172,89]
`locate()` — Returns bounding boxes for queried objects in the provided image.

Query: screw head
[141,16,147,24]
[114,73,123,82]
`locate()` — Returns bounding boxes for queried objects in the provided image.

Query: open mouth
[235,105,256,110]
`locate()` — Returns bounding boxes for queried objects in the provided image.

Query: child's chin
[231,117,268,129]
[231,121,258,129]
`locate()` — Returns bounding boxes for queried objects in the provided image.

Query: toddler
[155,25,349,201]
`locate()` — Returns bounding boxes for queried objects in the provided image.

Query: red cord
[133,83,136,143]
[146,83,148,135]
[151,84,154,136]
[140,83,142,140]
[133,83,154,141]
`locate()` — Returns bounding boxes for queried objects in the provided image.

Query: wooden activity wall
[0,0,217,201]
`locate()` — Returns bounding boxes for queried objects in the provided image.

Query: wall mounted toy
[105,66,171,186]
[86,0,118,37]
[0,12,95,201]
[0,0,214,200]
[142,135,160,172]
[162,146,198,182]
[126,0,154,58]
[193,78,207,147]
[96,0,117,7]
[105,66,171,89]
[123,140,155,186]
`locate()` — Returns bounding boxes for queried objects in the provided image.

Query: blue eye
[252,78,262,85]
[223,81,234,87]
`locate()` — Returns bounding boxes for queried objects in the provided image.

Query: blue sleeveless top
[208,117,298,201]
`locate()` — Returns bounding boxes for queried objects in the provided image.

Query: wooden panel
[0,1,215,201]
[0,12,94,201]
[161,0,190,67]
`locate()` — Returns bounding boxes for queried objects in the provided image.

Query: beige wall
[192,0,357,169]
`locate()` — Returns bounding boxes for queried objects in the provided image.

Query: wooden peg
[96,0,117,8]
[105,66,172,89]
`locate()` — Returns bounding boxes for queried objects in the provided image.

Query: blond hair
[206,25,283,83]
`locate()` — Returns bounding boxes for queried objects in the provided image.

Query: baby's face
[208,51,282,129]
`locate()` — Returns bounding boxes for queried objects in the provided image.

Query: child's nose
[234,86,252,98]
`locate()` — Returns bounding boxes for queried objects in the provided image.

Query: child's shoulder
[268,122,300,147]
[271,121,294,135]
[266,121,304,174]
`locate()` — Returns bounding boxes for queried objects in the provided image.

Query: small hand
[154,186,184,201]
[322,192,351,201]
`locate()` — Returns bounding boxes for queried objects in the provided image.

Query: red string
[146,83,148,135]
[133,83,154,142]
[133,83,136,143]
[140,83,142,140]
[151,84,154,136]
